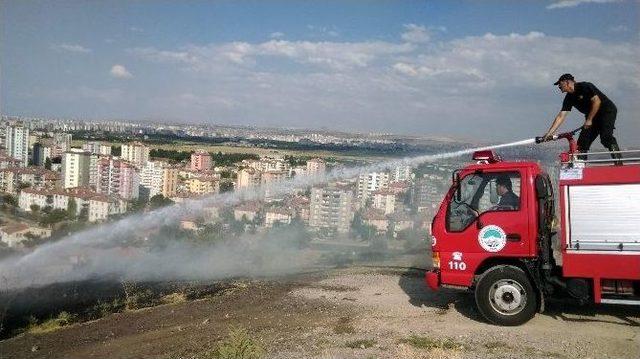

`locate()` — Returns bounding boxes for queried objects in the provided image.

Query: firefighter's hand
[583,119,593,129]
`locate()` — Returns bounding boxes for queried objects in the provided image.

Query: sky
[1,0,639,144]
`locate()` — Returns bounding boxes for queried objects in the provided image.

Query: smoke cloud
[0,138,535,289]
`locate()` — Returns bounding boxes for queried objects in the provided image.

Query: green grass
[399,335,464,351]
[209,326,264,359]
[346,339,376,349]
[27,311,75,334]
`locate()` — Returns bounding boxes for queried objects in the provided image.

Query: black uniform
[498,191,519,210]
[561,81,619,152]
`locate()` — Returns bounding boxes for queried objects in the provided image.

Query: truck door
[441,170,529,286]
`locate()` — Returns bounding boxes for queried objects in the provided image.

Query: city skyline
[2,0,639,144]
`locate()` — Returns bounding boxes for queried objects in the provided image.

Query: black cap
[554,73,574,85]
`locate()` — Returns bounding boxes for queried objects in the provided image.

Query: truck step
[600,298,640,306]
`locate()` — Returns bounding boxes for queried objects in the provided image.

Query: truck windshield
[448,171,521,232]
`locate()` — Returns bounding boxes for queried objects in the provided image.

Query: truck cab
[426,141,640,326]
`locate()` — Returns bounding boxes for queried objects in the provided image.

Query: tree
[78,206,89,221]
[198,222,224,243]
[219,181,235,193]
[30,204,40,213]
[18,182,31,190]
[67,198,77,219]
[128,198,147,213]
[149,194,174,209]
[111,145,122,156]
[40,209,68,226]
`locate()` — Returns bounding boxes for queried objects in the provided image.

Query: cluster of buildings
[190,162,448,240]
[1,119,452,249]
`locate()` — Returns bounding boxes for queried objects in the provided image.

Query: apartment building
[82,141,112,156]
[190,150,212,172]
[309,183,354,233]
[140,161,178,198]
[19,187,126,222]
[306,158,326,176]
[4,124,29,166]
[392,165,412,183]
[236,168,261,189]
[0,167,59,194]
[62,149,91,189]
[356,171,389,204]
[96,157,140,200]
[185,176,219,196]
[372,189,397,215]
[120,142,149,168]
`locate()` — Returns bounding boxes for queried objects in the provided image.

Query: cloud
[608,24,629,32]
[547,0,622,10]
[110,64,133,78]
[401,24,431,43]
[270,32,285,39]
[131,40,414,71]
[391,31,640,100]
[96,28,640,143]
[51,43,91,53]
[306,25,340,38]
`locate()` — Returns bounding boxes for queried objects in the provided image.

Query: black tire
[475,265,537,326]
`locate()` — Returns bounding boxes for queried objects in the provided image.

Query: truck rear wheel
[475,265,537,326]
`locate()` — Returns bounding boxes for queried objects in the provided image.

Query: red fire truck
[425,130,640,325]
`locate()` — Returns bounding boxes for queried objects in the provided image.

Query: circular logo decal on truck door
[478,225,507,252]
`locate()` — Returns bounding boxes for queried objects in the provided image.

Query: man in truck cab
[543,73,622,162]
[496,175,519,210]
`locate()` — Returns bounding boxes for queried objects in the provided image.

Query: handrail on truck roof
[537,127,640,167]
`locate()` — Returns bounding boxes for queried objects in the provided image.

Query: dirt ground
[1,267,638,359]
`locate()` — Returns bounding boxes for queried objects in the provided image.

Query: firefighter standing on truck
[543,73,622,161]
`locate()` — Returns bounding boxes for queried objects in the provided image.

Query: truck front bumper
[425,270,440,291]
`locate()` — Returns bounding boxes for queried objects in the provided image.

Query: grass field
[72,140,386,162]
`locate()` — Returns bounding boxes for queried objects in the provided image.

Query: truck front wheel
[475,265,537,326]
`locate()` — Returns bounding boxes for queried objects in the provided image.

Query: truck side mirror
[489,180,498,204]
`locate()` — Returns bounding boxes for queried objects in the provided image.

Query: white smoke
[0,138,535,289]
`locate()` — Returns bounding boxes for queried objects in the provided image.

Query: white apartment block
[356,172,390,203]
[392,165,412,183]
[121,142,149,168]
[372,190,397,215]
[62,149,91,189]
[5,124,29,166]
[306,158,326,176]
[265,208,292,227]
[243,156,290,174]
[82,141,112,156]
[141,161,178,198]
[19,187,126,222]
[309,183,354,233]
[237,168,261,189]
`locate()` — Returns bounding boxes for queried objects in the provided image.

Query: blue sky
[2,0,639,144]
